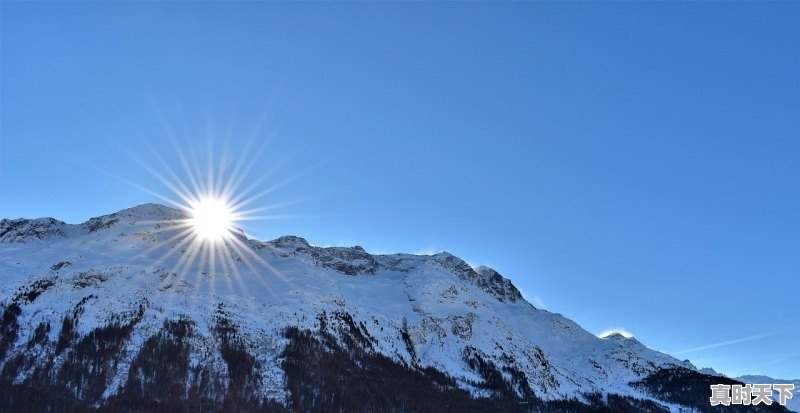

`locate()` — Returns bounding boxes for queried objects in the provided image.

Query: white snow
[0,203,700,409]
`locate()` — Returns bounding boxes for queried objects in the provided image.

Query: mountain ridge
[0,204,789,412]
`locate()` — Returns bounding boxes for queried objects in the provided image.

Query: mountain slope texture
[0,204,789,412]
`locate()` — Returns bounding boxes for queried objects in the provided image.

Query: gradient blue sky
[1,2,798,378]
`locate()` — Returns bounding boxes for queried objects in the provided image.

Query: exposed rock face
[0,204,789,412]
[0,217,68,243]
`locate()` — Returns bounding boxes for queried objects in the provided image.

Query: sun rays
[117,134,306,314]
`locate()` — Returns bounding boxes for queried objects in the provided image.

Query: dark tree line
[632,367,789,413]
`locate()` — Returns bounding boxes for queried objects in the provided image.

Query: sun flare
[126,136,301,296]
[188,197,236,242]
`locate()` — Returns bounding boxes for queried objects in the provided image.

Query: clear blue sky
[1,2,798,379]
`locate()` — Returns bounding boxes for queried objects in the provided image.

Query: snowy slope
[0,204,745,411]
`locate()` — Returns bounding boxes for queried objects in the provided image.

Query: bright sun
[188,197,235,242]
[131,140,290,280]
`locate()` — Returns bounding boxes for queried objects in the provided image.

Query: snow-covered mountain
[0,204,789,412]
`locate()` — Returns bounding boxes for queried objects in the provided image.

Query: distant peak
[699,367,723,377]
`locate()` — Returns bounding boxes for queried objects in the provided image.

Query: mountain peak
[602,332,634,341]
[79,203,187,235]
[0,203,736,413]
[0,204,189,243]
[472,264,524,303]
[105,203,187,221]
